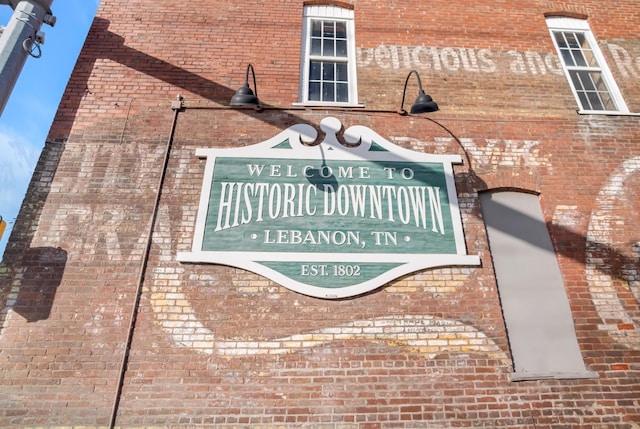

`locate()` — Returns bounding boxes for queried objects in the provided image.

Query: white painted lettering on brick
[607,44,640,79]
[358,45,557,75]
[391,136,552,170]
[586,157,640,350]
[359,44,640,79]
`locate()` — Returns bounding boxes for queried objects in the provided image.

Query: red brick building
[1,0,639,427]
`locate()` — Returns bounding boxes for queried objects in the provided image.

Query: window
[547,17,628,114]
[299,5,359,105]
[480,191,597,381]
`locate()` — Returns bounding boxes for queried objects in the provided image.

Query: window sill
[292,102,365,109]
[578,110,640,117]
[509,371,599,382]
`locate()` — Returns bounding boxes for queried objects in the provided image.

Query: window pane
[310,61,321,80]
[577,70,596,90]
[575,32,589,50]
[322,83,335,101]
[586,91,605,110]
[323,40,335,56]
[322,63,334,81]
[572,48,587,67]
[569,70,582,88]
[311,38,322,55]
[336,39,347,57]
[336,83,349,102]
[560,48,575,66]
[336,63,348,81]
[309,82,321,101]
[323,21,335,38]
[335,21,347,39]
[553,31,568,49]
[583,47,598,67]
[311,20,322,37]
[593,73,607,91]
[566,32,581,49]
[600,92,615,110]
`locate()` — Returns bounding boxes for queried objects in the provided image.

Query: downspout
[108,95,184,428]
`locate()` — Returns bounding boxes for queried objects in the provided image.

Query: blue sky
[0,0,100,259]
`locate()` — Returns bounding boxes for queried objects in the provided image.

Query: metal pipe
[0,0,54,116]
[108,96,184,428]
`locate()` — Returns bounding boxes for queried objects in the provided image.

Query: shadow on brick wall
[0,137,66,329]
[50,17,243,141]
[11,246,67,322]
[49,17,328,144]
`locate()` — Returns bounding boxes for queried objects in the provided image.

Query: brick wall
[1,0,638,427]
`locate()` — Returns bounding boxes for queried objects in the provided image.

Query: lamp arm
[399,69,423,114]
[246,64,258,97]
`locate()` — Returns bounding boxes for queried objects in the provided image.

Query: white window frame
[546,17,629,115]
[297,5,360,107]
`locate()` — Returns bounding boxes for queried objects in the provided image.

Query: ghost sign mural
[178,117,480,298]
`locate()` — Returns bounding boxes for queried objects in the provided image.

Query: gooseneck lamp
[230,64,261,108]
[399,69,439,115]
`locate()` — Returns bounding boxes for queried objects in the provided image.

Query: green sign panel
[178,117,479,298]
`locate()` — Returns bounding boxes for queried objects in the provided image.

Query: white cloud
[0,129,40,223]
[0,129,40,258]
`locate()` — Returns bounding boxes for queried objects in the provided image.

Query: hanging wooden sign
[178,117,479,298]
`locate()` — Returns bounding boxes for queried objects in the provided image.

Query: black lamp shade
[230,83,259,107]
[410,89,439,114]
